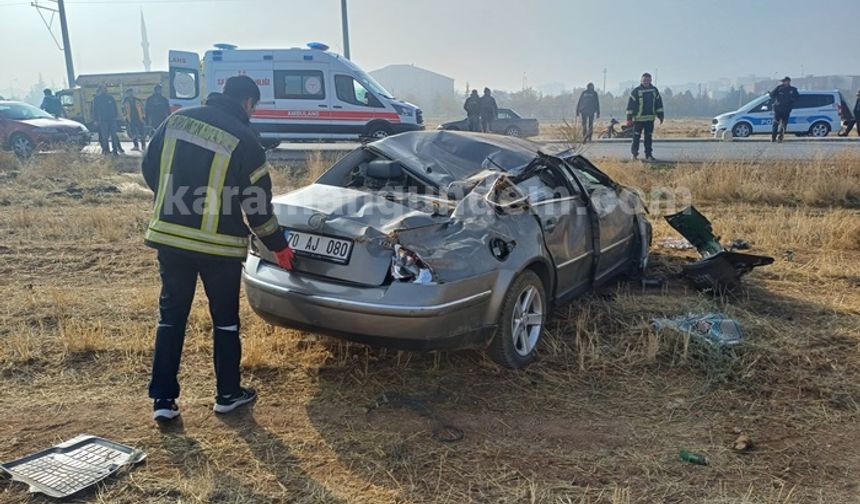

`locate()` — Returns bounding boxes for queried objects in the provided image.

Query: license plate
[285,230,353,265]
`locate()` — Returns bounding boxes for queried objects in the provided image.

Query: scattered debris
[657,237,694,250]
[727,239,751,250]
[0,434,146,498]
[664,206,774,291]
[652,313,745,347]
[782,250,796,262]
[679,449,709,465]
[732,434,754,452]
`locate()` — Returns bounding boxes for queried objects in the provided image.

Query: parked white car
[712,90,847,138]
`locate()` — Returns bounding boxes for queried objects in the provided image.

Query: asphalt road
[83,137,859,163]
[267,137,860,163]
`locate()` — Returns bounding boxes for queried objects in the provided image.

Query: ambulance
[168,43,424,143]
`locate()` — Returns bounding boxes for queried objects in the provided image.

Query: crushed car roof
[368,131,545,187]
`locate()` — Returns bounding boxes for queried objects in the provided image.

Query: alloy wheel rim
[372,130,389,138]
[510,285,543,356]
[13,137,32,156]
[812,124,827,136]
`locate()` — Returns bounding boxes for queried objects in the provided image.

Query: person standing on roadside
[142,75,295,422]
[768,76,799,143]
[576,82,600,142]
[479,87,498,133]
[93,85,122,155]
[123,88,147,151]
[145,84,171,135]
[40,89,64,117]
[626,72,664,161]
[838,90,860,137]
[464,89,481,132]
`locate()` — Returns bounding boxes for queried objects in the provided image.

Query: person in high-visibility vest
[142,75,295,422]
[626,72,664,161]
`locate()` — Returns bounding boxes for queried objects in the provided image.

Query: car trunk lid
[262,184,445,286]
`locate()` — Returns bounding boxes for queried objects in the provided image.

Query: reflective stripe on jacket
[142,93,287,260]
[626,85,664,122]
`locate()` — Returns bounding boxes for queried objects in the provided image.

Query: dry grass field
[0,148,859,503]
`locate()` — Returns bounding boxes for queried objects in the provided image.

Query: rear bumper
[243,256,498,350]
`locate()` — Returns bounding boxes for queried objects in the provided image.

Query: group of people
[463,87,498,132]
[40,85,171,155]
[92,85,171,155]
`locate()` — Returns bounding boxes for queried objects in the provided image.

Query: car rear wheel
[10,133,36,159]
[809,121,830,137]
[731,122,752,138]
[487,270,546,369]
[365,122,392,139]
[504,126,521,137]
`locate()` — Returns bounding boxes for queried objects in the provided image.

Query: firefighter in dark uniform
[769,76,799,143]
[626,72,664,161]
[142,75,295,422]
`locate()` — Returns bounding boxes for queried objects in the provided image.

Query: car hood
[19,117,86,130]
[368,130,542,189]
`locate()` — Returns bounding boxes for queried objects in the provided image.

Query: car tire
[10,133,36,159]
[808,121,830,137]
[731,122,752,138]
[504,126,521,137]
[487,270,546,369]
[365,122,392,139]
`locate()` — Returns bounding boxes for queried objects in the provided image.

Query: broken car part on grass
[652,312,745,347]
[0,434,146,498]
[664,205,773,291]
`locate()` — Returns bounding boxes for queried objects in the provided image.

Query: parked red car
[0,100,90,158]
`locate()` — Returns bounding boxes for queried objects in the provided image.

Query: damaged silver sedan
[244,131,651,368]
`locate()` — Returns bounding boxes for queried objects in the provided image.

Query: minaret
[140,10,151,72]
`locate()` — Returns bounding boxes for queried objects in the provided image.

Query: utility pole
[32,0,75,87]
[602,68,607,94]
[340,0,351,59]
[57,0,75,87]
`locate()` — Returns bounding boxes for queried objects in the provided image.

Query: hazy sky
[2,0,858,95]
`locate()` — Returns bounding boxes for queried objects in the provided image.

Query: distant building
[369,64,455,108]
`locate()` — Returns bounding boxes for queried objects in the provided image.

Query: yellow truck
[58,71,168,129]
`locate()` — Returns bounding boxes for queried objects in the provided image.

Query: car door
[518,164,594,297]
[333,74,392,138]
[493,109,515,134]
[168,50,201,111]
[268,65,329,139]
[745,98,773,134]
[564,156,637,284]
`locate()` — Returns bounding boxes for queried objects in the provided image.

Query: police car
[712,90,847,138]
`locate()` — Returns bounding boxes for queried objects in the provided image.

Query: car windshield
[0,102,54,120]
[354,70,393,99]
